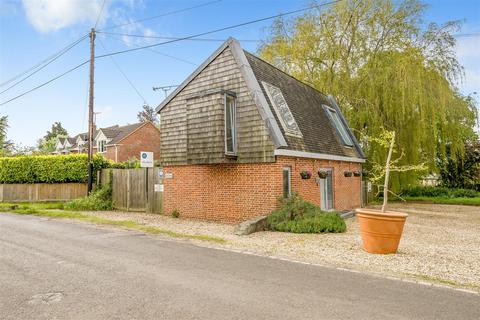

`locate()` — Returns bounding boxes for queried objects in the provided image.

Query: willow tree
[259,0,478,190]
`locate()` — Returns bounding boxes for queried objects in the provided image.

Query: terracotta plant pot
[355,208,408,254]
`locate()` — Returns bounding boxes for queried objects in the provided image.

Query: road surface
[1,213,478,319]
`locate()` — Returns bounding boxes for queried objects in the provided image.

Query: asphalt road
[1,213,479,320]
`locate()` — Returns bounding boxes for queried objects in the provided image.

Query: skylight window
[323,105,353,146]
[261,81,302,137]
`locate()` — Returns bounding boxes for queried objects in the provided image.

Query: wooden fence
[100,168,163,213]
[0,183,88,202]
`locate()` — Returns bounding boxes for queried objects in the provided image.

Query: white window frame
[98,140,106,153]
[224,93,237,156]
[323,105,354,147]
[282,167,291,198]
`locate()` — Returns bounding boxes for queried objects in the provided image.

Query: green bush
[64,183,113,211]
[267,193,346,233]
[0,154,110,184]
[401,186,480,198]
[171,209,180,218]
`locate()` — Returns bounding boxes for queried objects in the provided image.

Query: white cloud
[22,0,105,32]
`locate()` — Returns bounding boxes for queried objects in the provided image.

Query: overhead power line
[97,31,261,43]
[98,0,223,31]
[95,0,342,59]
[0,60,89,106]
[0,34,88,89]
[0,0,342,106]
[98,38,149,105]
[95,0,107,28]
[454,32,480,38]
[103,33,198,66]
[0,35,88,95]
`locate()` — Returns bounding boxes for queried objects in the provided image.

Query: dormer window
[323,105,353,146]
[225,93,237,155]
[98,140,106,153]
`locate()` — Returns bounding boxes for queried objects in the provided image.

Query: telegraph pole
[87,28,96,193]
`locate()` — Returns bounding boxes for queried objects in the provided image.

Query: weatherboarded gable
[159,45,275,165]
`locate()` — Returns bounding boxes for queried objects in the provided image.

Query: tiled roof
[244,51,363,159]
[103,122,145,145]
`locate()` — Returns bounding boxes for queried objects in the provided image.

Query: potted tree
[356,129,425,254]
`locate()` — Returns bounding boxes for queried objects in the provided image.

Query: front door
[320,169,334,211]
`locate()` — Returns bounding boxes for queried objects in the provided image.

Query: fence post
[126,169,130,211]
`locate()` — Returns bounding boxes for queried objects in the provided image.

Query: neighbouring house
[156,38,366,223]
[52,122,161,162]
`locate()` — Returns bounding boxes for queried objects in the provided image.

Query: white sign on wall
[154,184,164,192]
[140,151,154,168]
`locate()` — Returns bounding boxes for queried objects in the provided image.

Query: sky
[0,0,479,147]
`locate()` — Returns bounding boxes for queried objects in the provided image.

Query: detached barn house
[156,38,365,223]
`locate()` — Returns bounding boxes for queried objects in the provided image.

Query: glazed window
[283,167,291,198]
[262,81,302,138]
[225,94,237,155]
[98,140,106,153]
[323,105,353,146]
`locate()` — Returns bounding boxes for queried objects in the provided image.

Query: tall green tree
[37,121,68,153]
[260,0,478,190]
[0,115,14,156]
[438,140,480,191]
[137,104,159,125]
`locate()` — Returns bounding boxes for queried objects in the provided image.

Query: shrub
[401,186,480,198]
[267,193,346,233]
[0,154,110,184]
[64,183,113,211]
[171,209,180,218]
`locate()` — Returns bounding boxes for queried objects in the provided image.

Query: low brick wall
[0,183,88,202]
[162,156,362,223]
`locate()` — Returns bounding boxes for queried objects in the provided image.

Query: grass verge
[1,206,226,244]
[0,202,65,211]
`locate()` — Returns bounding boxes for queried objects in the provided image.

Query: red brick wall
[104,123,161,162]
[163,156,362,223]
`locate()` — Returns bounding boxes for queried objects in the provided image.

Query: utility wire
[0,60,89,106]
[0,34,88,88]
[95,0,342,59]
[0,0,342,106]
[0,35,88,95]
[103,33,198,66]
[97,31,261,43]
[95,0,107,28]
[454,32,480,38]
[98,39,149,105]
[98,0,223,31]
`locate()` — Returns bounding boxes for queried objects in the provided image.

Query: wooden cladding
[159,47,275,165]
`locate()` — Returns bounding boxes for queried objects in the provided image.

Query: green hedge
[0,154,110,184]
[401,186,480,198]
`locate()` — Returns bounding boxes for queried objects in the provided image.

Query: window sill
[225,153,237,159]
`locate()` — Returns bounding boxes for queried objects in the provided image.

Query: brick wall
[104,123,161,162]
[163,156,362,223]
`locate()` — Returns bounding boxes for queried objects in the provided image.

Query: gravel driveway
[81,203,480,291]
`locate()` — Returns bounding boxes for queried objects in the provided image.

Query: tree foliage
[259,0,478,190]
[137,104,159,125]
[0,115,14,156]
[438,140,480,191]
[37,121,69,153]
